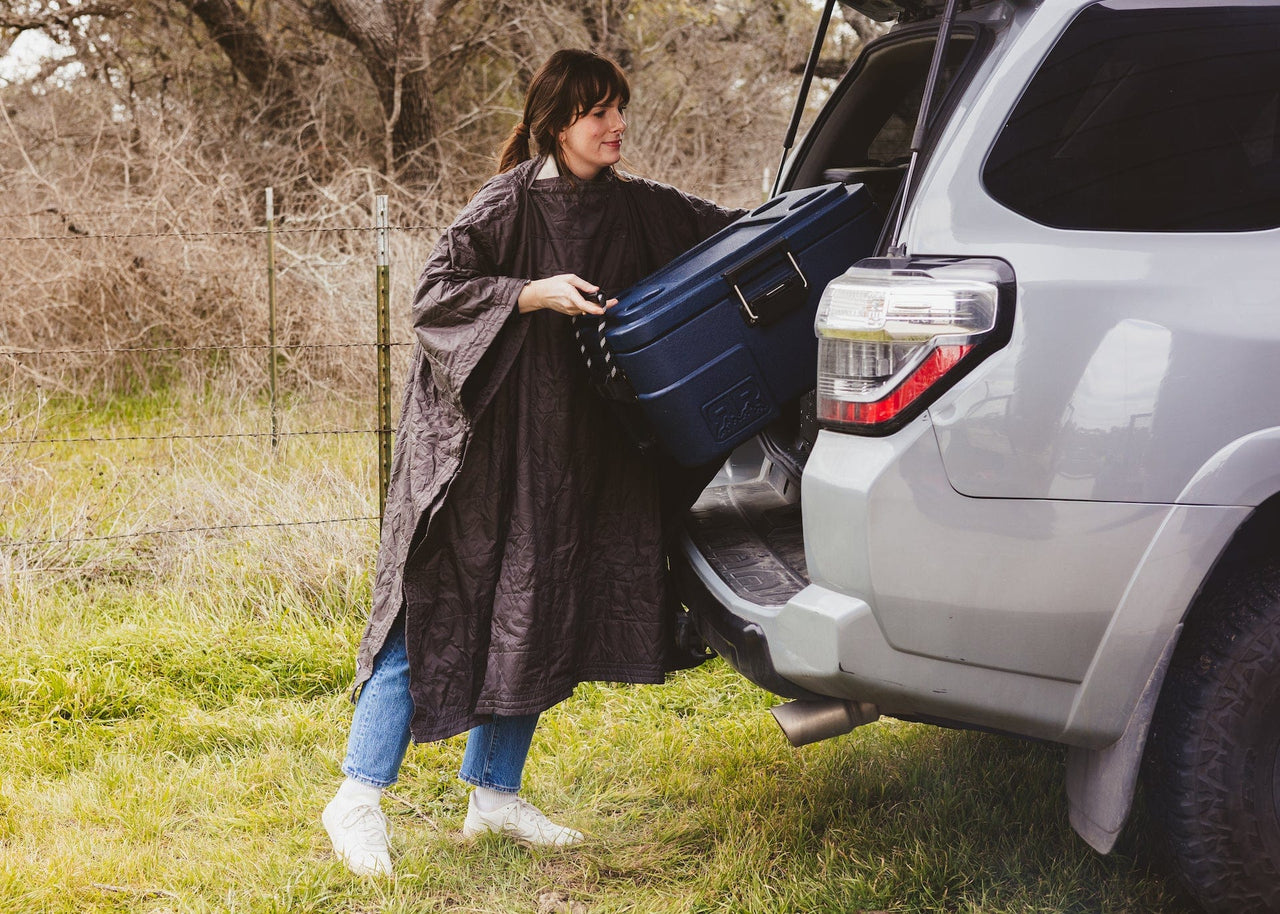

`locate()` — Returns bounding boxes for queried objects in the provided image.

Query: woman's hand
[517,274,616,316]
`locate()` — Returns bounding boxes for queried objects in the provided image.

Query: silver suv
[673,1,1280,911]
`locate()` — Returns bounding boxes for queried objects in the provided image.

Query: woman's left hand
[517,274,617,316]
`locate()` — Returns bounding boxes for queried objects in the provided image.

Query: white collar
[537,156,559,179]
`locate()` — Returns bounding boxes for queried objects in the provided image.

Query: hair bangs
[567,57,630,120]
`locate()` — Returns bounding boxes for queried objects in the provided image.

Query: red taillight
[814,258,1010,432]
[819,344,972,425]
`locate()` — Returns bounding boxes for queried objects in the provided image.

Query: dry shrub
[0,1,878,589]
[0,88,436,400]
[0,0,844,402]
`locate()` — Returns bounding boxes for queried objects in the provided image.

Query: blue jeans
[341,613,540,793]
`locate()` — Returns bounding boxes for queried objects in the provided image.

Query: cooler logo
[703,378,770,442]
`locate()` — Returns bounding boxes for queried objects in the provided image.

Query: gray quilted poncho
[354,157,742,742]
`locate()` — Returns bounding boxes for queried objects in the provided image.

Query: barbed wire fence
[0,193,449,564]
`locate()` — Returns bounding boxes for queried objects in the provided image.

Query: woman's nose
[611,110,626,133]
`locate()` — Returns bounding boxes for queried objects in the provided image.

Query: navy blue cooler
[579,181,879,467]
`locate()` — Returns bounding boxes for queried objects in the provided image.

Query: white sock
[473,786,516,813]
[335,777,382,808]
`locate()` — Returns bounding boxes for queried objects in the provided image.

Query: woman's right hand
[517,274,614,316]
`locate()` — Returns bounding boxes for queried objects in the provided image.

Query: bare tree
[1,0,503,178]
[288,0,449,174]
[176,0,300,102]
[0,0,834,403]
[2,0,825,197]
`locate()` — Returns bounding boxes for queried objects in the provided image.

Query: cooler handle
[722,238,808,327]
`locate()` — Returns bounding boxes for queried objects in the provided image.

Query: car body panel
[1176,428,1280,506]
[899,0,1280,504]
[679,0,1280,856]
[807,414,1154,683]
[798,421,1249,744]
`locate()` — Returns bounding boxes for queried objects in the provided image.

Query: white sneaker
[461,792,585,848]
[323,793,393,876]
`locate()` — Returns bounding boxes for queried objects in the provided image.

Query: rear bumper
[672,539,821,701]
[678,415,1240,747]
[676,499,1089,741]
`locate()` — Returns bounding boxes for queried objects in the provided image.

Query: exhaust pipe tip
[770,698,880,747]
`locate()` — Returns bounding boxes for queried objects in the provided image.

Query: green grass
[0,392,1195,913]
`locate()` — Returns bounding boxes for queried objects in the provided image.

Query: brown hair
[497,49,631,176]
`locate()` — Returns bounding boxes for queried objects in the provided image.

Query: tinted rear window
[983,2,1280,232]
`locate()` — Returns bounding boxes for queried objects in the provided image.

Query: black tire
[1144,563,1280,913]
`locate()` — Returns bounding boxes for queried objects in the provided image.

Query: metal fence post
[266,187,280,450]
[375,195,392,524]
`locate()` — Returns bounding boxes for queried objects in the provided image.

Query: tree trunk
[178,0,300,104]
[321,0,436,174]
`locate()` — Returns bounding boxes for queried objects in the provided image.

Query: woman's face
[557,98,627,180]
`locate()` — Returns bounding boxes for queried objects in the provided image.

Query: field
[0,392,1195,913]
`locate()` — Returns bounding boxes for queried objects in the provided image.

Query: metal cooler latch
[722,238,809,327]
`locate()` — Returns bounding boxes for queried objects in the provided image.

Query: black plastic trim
[672,547,825,701]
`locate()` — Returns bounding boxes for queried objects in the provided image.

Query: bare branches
[284,0,357,43]
[2,0,830,234]
[840,3,892,44]
[0,0,129,34]
[174,0,299,100]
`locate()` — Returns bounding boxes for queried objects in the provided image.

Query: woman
[323,48,744,876]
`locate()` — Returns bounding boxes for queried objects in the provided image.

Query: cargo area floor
[684,475,809,606]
